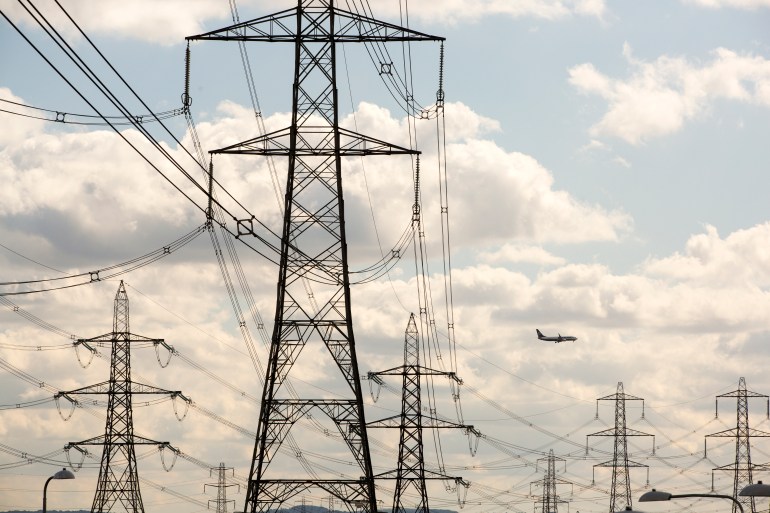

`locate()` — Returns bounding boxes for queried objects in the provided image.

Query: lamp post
[43,467,75,513]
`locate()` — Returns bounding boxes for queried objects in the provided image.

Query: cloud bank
[2,88,770,512]
[569,44,770,144]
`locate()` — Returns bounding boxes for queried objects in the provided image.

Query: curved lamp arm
[43,468,75,513]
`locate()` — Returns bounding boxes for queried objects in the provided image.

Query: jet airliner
[536,329,577,343]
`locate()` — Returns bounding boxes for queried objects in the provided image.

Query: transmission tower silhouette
[187,2,443,512]
[706,377,770,513]
[367,314,472,513]
[530,449,570,513]
[58,281,186,513]
[206,463,240,513]
[587,382,653,513]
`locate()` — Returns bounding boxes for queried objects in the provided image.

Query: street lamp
[638,488,746,513]
[43,467,75,513]
[614,482,770,513]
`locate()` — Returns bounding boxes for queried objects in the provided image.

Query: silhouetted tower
[706,377,770,513]
[587,382,653,513]
[531,450,570,513]
[60,281,184,513]
[206,463,240,513]
[368,314,472,513]
[187,2,443,512]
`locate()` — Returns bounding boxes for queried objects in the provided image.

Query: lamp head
[639,489,673,502]
[740,481,770,497]
[52,468,75,480]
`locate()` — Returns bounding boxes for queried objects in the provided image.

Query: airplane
[536,329,577,343]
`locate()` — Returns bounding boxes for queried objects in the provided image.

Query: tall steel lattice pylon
[587,382,653,513]
[367,314,471,513]
[187,2,443,512]
[205,463,240,513]
[59,281,185,513]
[706,377,770,513]
[531,450,570,513]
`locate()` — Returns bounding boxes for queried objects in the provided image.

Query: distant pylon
[531,450,570,513]
[587,382,653,513]
[706,377,770,513]
[367,314,473,513]
[205,463,240,513]
[59,281,186,513]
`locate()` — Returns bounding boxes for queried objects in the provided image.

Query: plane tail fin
[536,329,544,339]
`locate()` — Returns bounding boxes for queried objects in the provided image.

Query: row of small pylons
[42,280,768,513]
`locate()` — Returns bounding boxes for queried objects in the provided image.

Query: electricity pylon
[59,281,185,513]
[530,450,571,513]
[206,463,240,513]
[587,382,653,513]
[706,377,770,513]
[187,2,443,512]
[367,314,473,513]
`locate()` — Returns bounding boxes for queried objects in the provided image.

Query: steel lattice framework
[588,382,653,513]
[367,314,471,513]
[206,463,239,513]
[60,281,182,513]
[706,377,770,513]
[187,2,443,512]
[532,449,569,513]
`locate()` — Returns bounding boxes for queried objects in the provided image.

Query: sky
[3,0,770,512]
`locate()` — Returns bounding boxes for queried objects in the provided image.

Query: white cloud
[613,156,631,168]
[0,124,198,231]
[370,0,608,23]
[473,222,770,335]
[643,223,770,287]
[5,0,230,46]
[0,92,629,285]
[0,95,630,352]
[0,89,46,147]
[684,0,770,8]
[574,0,608,17]
[438,101,502,142]
[261,100,627,249]
[579,139,608,152]
[478,243,567,266]
[441,138,631,244]
[569,45,770,144]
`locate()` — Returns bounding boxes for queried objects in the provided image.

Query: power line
[0,96,185,126]
[0,224,206,296]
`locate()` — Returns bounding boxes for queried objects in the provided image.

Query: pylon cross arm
[186,5,444,43]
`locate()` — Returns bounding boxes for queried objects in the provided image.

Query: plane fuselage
[536,329,577,343]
